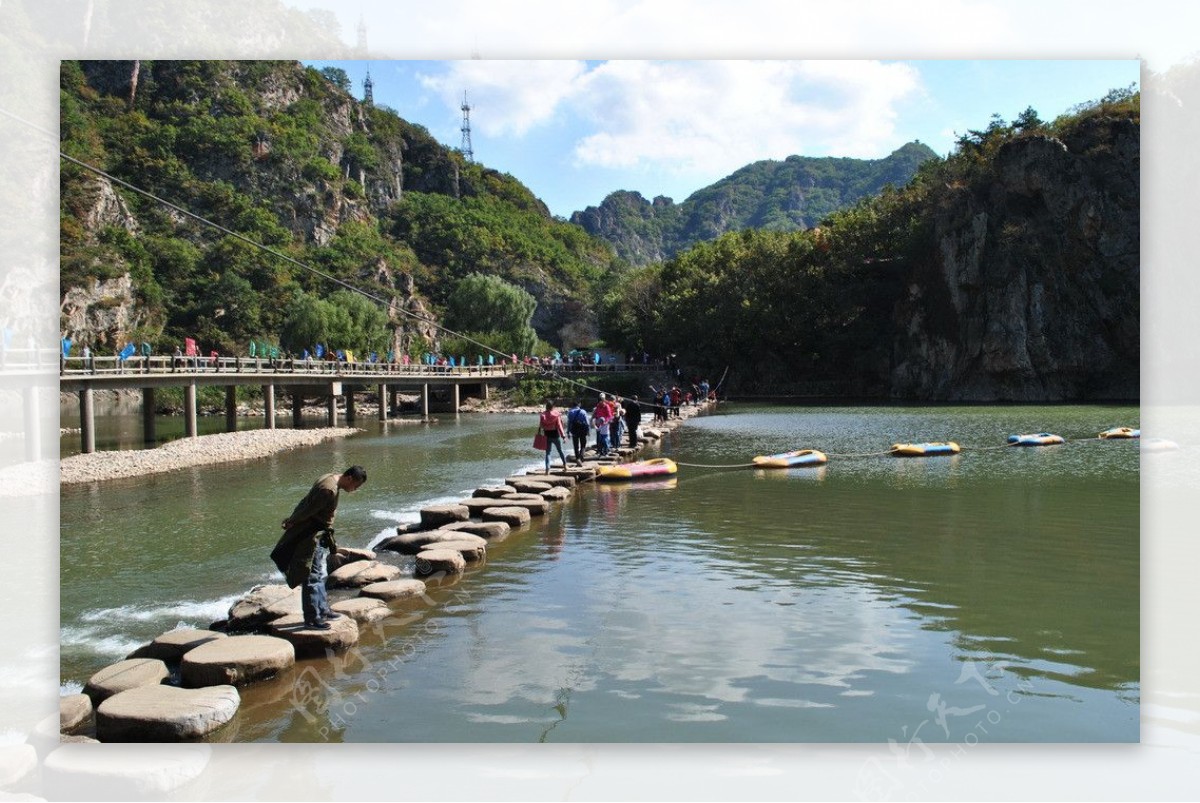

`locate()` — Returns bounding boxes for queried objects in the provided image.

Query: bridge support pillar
[184,382,198,438]
[421,384,429,419]
[452,383,459,417]
[79,387,95,454]
[142,387,156,445]
[225,386,237,433]
[263,384,276,429]
[482,382,490,401]
[345,385,356,423]
[326,382,341,428]
[292,392,303,428]
[378,384,388,421]
[23,385,42,461]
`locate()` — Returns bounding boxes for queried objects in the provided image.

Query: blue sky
[303,59,1139,219]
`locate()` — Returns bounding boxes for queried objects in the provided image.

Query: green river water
[59,404,1139,742]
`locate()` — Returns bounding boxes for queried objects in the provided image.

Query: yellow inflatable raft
[595,458,678,481]
[890,442,961,457]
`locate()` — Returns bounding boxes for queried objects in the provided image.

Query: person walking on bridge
[270,466,367,630]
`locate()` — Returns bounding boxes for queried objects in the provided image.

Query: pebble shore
[59,428,362,485]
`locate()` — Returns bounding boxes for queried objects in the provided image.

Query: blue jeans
[302,542,331,624]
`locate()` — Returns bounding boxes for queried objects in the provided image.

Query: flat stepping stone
[502,492,548,502]
[127,628,227,662]
[84,658,170,704]
[327,560,402,588]
[0,744,36,788]
[180,634,295,687]
[225,584,297,630]
[263,588,304,619]
[490,497,548,516]
[329,546,376,572]
[441,520,511,539]
[473,485,518,498]
[95,685,239,742]
[457,497,512,516]
[376,530,476,554]
[359,578,429,602]
[332,597,392,623]
[266,614,359,657]
[507,474,576,488]
[510,479,552,493]
[431,539,487,562]
[481,506,531,527]
[414,548,467,576]
[60,694,93,734]
[419,504,470,528]
[541,486,572,502]
[59,734,100,743]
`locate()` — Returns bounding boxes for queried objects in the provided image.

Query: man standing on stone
[624,394,642,449]
[270,466,367,630]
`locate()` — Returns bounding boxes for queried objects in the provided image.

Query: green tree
[319,67,351,93]
[444,273,539,355]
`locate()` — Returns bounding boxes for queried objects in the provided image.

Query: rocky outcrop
[890,121,1138,401]
[59,273,145,349]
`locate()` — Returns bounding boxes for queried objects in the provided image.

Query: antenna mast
[460,91,474,163]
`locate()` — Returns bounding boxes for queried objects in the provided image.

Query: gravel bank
[60,428,362,485]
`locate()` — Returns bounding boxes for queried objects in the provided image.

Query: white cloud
[423,59,922,181]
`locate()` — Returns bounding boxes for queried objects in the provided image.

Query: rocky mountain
[59,60,615,356]
[571,142,937,266]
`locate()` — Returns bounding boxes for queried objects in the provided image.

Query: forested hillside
[59,60,618,359]
[571,142,937,265]
[602,93,1140,401]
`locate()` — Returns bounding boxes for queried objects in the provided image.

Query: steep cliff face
[890,119,1139,400]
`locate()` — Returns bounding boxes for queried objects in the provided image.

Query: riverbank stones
[180,634,295,687]
[414,548,467,576]
[377,530,483,554]
[541,486,572,502]
[327,560,402,588]
[60,694,93,735]
[419,504,470,528]
[267,614,359,657]
[359,578,428,602]
[331,597,392,623]
[481,506,531,527]
[95,685,239,742]
[440,520,511,539]
[225,584,297,630]
[473,485,517,498]
[127,628,227,662]
[84,658,170,704]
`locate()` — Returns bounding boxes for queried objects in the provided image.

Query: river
[59,403,1140,742]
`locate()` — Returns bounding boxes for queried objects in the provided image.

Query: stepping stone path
[180,634,295,688]
[84,658,170,704]
[359,578,429,602]
[377,530,481,554]
[414,548,467,576]
[419,504,470,528]
[482,506,531,527]
[541,486,572,502]
[95,685,240,742]
[488,497,548,516]
[473,485,517,498]
[60,693,93,734]
[267,614,359,657]
[332,597,392,623]
[127,628,226,662]
[225,584,298,630]
[432,539,487,562]
[441,520,511,539]
[510,479,552,493]
[507,474,577,488]
[327,560,402,588]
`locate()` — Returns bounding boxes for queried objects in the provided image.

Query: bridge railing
[59,354,521,379]
[60,355,667,379]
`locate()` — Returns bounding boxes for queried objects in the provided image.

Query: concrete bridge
[59,354,661,453]
[59,354,518,453]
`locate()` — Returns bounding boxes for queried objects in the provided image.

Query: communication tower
[460,92,474,163]
[363,68,374,106]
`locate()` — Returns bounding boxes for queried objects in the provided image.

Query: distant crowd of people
[535,378,715,472]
